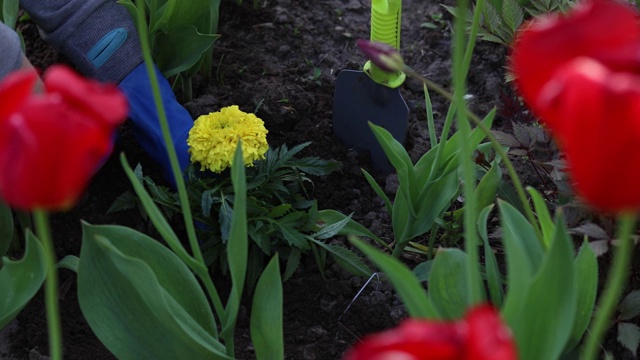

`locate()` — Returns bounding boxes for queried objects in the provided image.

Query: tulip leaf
[564,241,598,353]
[428,248,469,319]
[499,200,537,321]
[527,187,554,250]
[0,199,13,257]
[0,231,46,329]
[1,0,19,29]
[475,163,501,211]
[221,142,248,341]
[56,255,79,273]
[78,223,228,359]
[509,216,576,360]
[250,255,284,360]
[477,204,504,307]
[369,122,417,216]
[120,154,190,264]
[391,192,412,243]
[350,236,439,319]
[361,169,392,216]
[153,25,219,78]
[411,171,460,239]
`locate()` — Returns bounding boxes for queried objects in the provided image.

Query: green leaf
[282,248,301,281]
[312,213,352,240]
[0,232,46,328]
[428,249,469,319]
[0,199,13,257]
[508,216,576,360]
[350,236,439,318]
[475,163,500,211]
[412,260,433,282]
[310,239,372,278]
[527,187,554,250]
[251,255,284,360]
[57,255,79,273]
[564,241,598,353]
[477,204,504,307]
[120,153,184,257]
[2,0,19,29]
[154,26,219,77]
[369,122,415,212]
[78,223,227,359]
[268,204,292,219]
[619,290,640,321]
[501,0,524,33]
[618,322,640,356]
[361,169,392,216]
[317,210,388,249]
[499,200,539,321]
[107,191,138,214]
[221,142,249,340]
[410,171,459,239]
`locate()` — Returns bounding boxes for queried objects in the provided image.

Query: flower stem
[582,213,636,360]
[33,209,62,360]
[132,0,203,265]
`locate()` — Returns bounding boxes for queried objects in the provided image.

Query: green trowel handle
[364,0,406,88]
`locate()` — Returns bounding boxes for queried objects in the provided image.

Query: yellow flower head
[188,105,269,172]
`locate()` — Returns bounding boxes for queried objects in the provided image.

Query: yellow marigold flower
[188,105,269,172]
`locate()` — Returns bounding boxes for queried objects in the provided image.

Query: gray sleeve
[20,0,143,83]
[0,21,24,80]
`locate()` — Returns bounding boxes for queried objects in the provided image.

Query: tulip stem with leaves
[32,210,62,360]
[582,213,636,360]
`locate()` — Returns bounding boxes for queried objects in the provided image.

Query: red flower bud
[356,39,405,73]
[510,0,640,212]
[0,65,128,211]
[343,304,517,360]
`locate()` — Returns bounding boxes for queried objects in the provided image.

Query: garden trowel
[332,0,408,173]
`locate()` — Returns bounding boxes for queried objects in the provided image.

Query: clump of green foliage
[111,143,374,288]
[445,0,576,45]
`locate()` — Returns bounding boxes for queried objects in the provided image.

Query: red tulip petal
[0,69,37,122]
[511,0,640,125]
[0,66,125,211]
[539,57,640,212]
[43,65,128,128]
[344,319,463,360]
[464,305,517,360]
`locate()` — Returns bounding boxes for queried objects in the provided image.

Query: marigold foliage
[188,105,269,172]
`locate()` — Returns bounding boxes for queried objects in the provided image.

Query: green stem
[131,0,228,337]
[132,1,203,265]
[582,213,636,360]
[33,210,62,360]
[452,0,483,305]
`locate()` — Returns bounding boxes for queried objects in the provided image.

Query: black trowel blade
[332,70,409,174]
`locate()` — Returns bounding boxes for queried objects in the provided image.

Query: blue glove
[118,63,192,188]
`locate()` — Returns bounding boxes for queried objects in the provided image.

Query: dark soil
[2,0,638,359]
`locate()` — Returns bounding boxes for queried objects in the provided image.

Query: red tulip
[510,0,640,212]
[343,305,517,360]
[0,65,127,211]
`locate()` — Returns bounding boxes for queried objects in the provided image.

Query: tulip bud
[356,39,405,73]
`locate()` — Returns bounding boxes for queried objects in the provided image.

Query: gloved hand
[118,63,192,188]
